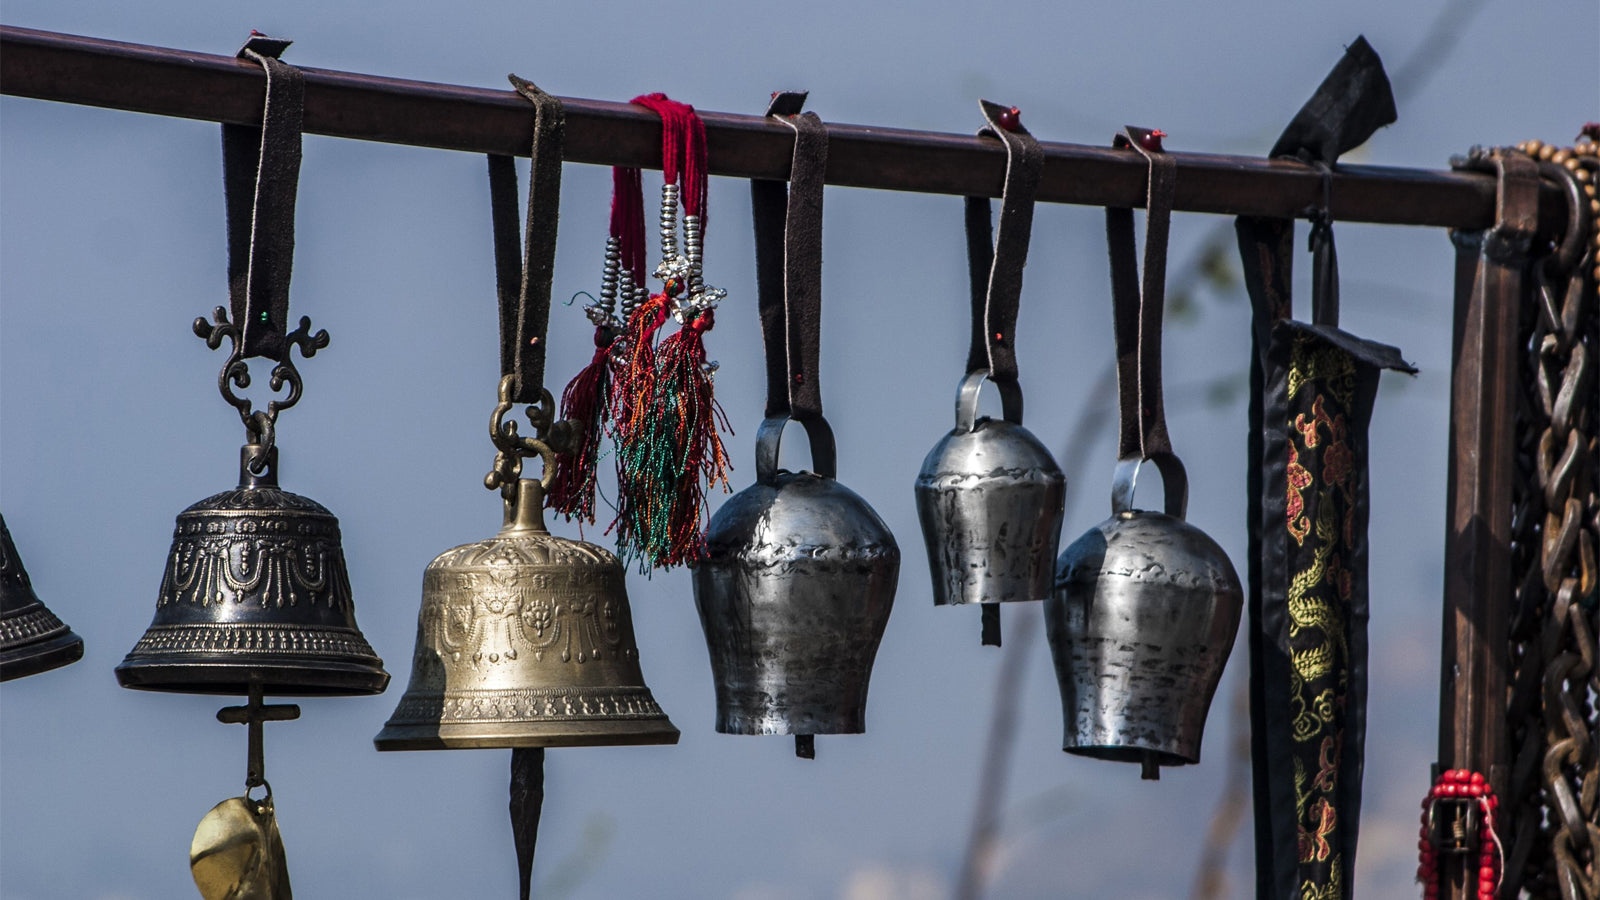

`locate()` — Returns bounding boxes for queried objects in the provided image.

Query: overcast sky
[2,2,1596,899]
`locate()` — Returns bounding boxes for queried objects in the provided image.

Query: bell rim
[0,628,84,682]
[373,717,680,750]
[1063,742,1197,767]
[114,658,390,696]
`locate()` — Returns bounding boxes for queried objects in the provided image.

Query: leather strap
[1305,163,1341,327]
[752,91,827,422]
[1106,127,1177,463]
[488,76,565,404]
[964,101,1043,402]
[222,34,303,361]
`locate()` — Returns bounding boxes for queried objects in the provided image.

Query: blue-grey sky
[2,2,1595,898]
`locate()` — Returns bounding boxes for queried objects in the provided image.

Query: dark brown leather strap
[222,34,303,361]
[752,91,827,423]
[1306,163,1341,327]
[1106,127,1177,463]
[488,76,565,404]
[964,100,1043,402]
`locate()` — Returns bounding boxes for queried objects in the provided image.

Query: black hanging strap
[1105,127,1178,473]
[964,101,1043,397]
[752,91,828,423]
[488,76,565,405]
[222,34,304,361]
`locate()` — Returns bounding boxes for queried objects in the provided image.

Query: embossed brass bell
[1046,458,1242,778]
[915,372,1065,625]
[693,417,899,756]
[116,442,389,696]
[0,514,84,681]
[376,456,677,749]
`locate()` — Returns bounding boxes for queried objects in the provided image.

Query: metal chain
[1505,134,1599,900]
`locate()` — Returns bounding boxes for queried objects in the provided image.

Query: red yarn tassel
[546,326,618,523]
[649,310,731,566]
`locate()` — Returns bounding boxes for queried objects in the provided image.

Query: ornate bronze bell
[915,372,1065,618]
[693,417,899,756]
[0,514,84,681]
[116,442,389,696]
[1046,458,1242,778]
[375,475,678,750]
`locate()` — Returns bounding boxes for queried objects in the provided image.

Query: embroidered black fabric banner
[1241,35,1407,900]
[1239,218,1414,900]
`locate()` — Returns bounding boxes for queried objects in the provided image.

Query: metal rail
[0,25,1567,233]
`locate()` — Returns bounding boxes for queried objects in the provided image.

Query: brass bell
[375,476,678,749]
[693,417,899,757]
[116,444,389,696]
[0,514,85,681]
[1045,458,1242,778]
[915,373,1065,636]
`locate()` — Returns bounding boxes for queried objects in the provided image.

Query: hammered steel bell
[1045,459,1242,778]
[116,444,389,695]
[694,418,899,754]
[375,477,678,749]
[0,514,84,681]
[915,372,1065,614]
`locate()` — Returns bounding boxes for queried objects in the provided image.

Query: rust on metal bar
[0,25,1566,232]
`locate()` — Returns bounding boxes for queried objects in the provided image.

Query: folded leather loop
[1306,162,1340,327]
[964,100,1043,400]
[487,76,565,404]
[752,91,828,423]
[1106,127,1181,517]
[222,34,303,361]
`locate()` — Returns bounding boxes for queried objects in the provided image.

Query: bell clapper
[795,735,816,760]
[216,684,300,793]
[981,604,1002,647]
[1140,751,1160,782]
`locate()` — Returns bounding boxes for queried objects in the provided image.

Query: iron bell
[116,444,389,696]
[1045,458,1242,778]
[375,476,678,750]
[0,514,84,681]
[915,372,1065,614]
[693,417,899,755]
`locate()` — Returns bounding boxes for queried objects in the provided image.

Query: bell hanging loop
[0,514,85,681]
[915,371,1065,621]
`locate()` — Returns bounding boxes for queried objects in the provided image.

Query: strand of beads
[1418,769,1502,900]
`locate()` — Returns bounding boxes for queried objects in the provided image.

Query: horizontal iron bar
[0,25,1567,232]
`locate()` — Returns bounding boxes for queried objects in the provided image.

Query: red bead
[1480,866,1496,880]
[1468,784,1483,797]
[1418,839,1431,851]
[1139,129,1167,151]
[996,107,1021,132]
[1424,885,1439,898]
[1419,825,1431,838]
[1471,771,1486,785]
